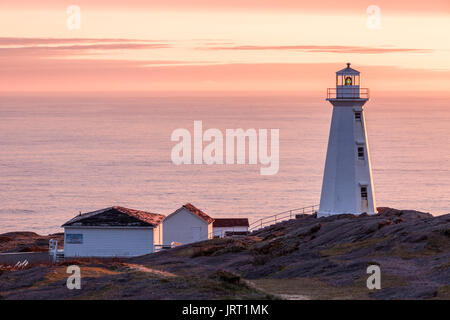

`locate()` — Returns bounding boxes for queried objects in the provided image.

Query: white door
[191,227,201,242]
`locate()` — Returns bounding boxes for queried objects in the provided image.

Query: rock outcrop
[0,208,448,299]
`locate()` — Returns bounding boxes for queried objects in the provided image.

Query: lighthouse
[318,63,377,217]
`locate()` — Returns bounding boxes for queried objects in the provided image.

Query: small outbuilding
[212,218,249,237]
[163,203,214,246]
[62,206,165,258]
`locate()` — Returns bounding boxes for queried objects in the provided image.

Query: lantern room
[327,63,369,100]
[336,63,360,87]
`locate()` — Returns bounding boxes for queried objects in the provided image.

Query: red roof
[182,203,214,224]
[114,206,165,226]
[213,218,249,228]
[62,206,165,227]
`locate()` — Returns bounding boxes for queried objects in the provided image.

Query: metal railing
[248,204,318,232]
[327,88,369,99]
[152,205,318,250]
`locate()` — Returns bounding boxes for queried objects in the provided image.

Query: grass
[172,239,228,257]
[319,237,390,257]
[434,285,450,300]
[383,233,450,259]
[173,237,258,258]
[251,273,407,300]
[432,261,450,272]
[31,265,119,289]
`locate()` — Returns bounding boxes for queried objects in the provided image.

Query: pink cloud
[0,43,171,57]
[2,0,449,14]
[0,38,171,57]
[0,37,165,46]
[199,45,432,54]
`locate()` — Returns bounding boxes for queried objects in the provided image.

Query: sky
[1,0,449,94]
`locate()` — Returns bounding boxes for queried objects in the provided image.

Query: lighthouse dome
[336,63,360,75]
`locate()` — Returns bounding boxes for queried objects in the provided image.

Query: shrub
[252,255,271,266]
[190,245,223,258]
[209,270,241,285]
[0,236,13,243]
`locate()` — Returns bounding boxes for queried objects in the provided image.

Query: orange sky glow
[1,0,449,95]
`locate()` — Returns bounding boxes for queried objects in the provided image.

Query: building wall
[318,100,377,216]
[163,208,211,245]
[213,226,248,237]
[64,227,155,257]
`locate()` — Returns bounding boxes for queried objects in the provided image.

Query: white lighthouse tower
[318,63,377,217]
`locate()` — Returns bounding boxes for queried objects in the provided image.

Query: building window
[357,146,365,160]
[66,234,83,244]
[355,112,361,120]
[361,186,368,200]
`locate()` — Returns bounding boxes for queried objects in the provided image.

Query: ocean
[0,94,449,234]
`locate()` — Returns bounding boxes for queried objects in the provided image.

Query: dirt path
[123,263,177,278]
[278,294,311,300]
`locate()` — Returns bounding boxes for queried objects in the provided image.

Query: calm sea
[0,94,449,234]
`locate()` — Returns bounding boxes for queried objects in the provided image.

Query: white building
[318,63,377,217]
[212,218,249,238]
[163,203,214,245]
[62,206,165,257]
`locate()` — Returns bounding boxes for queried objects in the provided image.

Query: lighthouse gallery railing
[327,88,370,99]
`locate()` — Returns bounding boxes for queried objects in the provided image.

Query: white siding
[163,208,211,245]
[64,227,154,258]
[213,226,248,237]
[318,100,377,216]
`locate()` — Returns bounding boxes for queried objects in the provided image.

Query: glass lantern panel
[344,76,352,86]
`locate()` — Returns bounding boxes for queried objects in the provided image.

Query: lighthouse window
[355,112,361,120]
[361,187,368,200]
[357,146,365,160]
[345,76,352,86]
